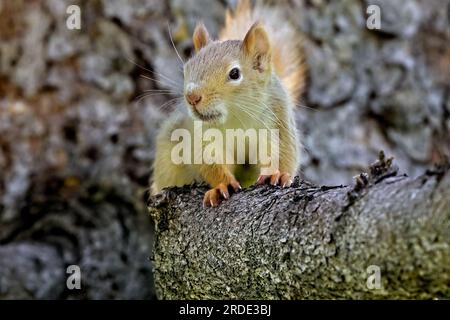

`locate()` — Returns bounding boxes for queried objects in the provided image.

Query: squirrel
[151,0,305,207]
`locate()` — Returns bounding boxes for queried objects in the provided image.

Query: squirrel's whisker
[237,98,297,140]
[167,23,185,66]
[295,103,318,111]
[230,103,271,132]
[139,75,181,92]
[133,93,180,106]
[126,56,181,88]
[141,89,177,94]
[134,93,175,102]
[228,108,250,130]
[157,97,183,111]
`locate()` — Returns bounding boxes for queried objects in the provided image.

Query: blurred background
[0,0,449,299]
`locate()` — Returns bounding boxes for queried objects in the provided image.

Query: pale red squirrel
[151,0,305,207]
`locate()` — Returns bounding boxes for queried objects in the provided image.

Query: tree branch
[148,157,450,299]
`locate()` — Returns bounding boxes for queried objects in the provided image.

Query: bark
[149,158,450,299]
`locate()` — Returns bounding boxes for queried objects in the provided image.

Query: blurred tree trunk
[149,161,450,299]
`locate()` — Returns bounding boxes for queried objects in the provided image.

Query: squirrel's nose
[186,93,202,107]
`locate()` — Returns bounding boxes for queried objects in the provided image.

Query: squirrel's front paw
[203,181,241,208]
[257,170,292,188]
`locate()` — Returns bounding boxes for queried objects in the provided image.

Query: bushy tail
[220,0,305,102]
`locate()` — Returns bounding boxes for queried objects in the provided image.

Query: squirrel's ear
[193,22,211,52]
[242,22,271,72]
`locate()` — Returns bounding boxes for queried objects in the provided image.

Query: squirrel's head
[183,22,272,124]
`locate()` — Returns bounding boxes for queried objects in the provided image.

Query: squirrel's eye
[228,68,241,81]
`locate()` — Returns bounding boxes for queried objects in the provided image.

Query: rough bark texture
[149,163,450,299]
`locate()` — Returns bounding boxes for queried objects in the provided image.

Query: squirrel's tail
[220,0,305,102]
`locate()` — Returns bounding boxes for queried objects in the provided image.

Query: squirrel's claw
[280,173,293,187]
[203,188,220,208]
[203,181,241,208]
[257,171,292,188]
[229,180,242,192]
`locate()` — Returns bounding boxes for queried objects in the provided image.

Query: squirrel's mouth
[192,108,223,122]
